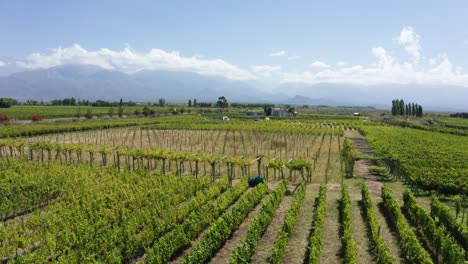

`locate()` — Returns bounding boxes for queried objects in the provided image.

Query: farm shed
[272,108,294,117]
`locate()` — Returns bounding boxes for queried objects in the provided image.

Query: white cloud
[250,65,281,77]
[16,44,256,80]
[371,47,395,68]
[281,46,468,87]
[0,61,5,67]
[397,26,421,61]
[269,50,286,57]
[279,27,468,87]
[309,61,330,68]
[337,61,348,67]
[11,27,468,88]
[287,55,300,60]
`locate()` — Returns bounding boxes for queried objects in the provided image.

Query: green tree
[159,98,166,107]
[216,96,228,108]
[118,98,124,117]
[188,99,192,107]
[193,98,197,107]
[142,106,151,117]
[0,98,15,108]
[391,99,397,116]
[399,99,405,115]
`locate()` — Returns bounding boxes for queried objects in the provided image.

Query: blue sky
[1,0,468,86]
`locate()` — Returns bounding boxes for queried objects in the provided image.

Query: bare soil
[207,193,271,264]
[347,180,375,264]
[319,183,342,264]
[250,195,294,264]
[282,183,320,264]
[349,131,405,263]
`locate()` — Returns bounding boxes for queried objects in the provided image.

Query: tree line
[0,98,16,108]
[391,99,423,117]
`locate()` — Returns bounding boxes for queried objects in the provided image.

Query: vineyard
[0,114,467,263]
[0,105,145,120]
[361,126,468,194]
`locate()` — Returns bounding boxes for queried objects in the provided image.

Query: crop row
[430,196,468,254]
[146,117,345,136]
[145,178,248,263]
[0,159,71,220]
[403,190,465,263]
[339,185,357,264]
[180,182,268,263]
[229,182,286,263]
[361,184,394,264]
[381,186,433,264]
[0,161,215,262]
[0,139,314,186]
[268,182,306,263]
[307,184,327,264]
[0,118,161,138]
[362,126,468,195]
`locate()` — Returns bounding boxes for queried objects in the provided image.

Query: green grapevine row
[340,185,357,264]
[0,161,215,262]
[180,182,268,263]
[145,179,248,263]
[403,190,465,263]
[381,186,433,264]
[268,182,306,263]
[384,119,468,137]
[0,159,70,219]
[362,126,468,195]
[0,140,312,184]
[229,182,287,263]
[430,196,468,253]
[307,184,327,264]
[0,118,161,138]
[361,184,394,264]
[145,116,345,136]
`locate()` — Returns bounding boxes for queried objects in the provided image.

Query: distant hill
[284,95,337,106]
[277,82,468,111]
[1,64,467,111]
[0,65,272,103]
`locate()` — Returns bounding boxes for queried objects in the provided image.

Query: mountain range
[0,64,467,111]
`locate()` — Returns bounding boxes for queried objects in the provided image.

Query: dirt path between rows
[207,193,271,264]
[349,130,404,263]
[347,181,375,264]
[319,183,342,264]
[250,195,294,264]
[166,184,252,264]
[282,183,320,264]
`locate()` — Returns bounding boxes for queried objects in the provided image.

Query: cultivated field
[1,114,467,263]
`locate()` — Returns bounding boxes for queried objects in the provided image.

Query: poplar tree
[399,99,405,115]
[391,100,397,116]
